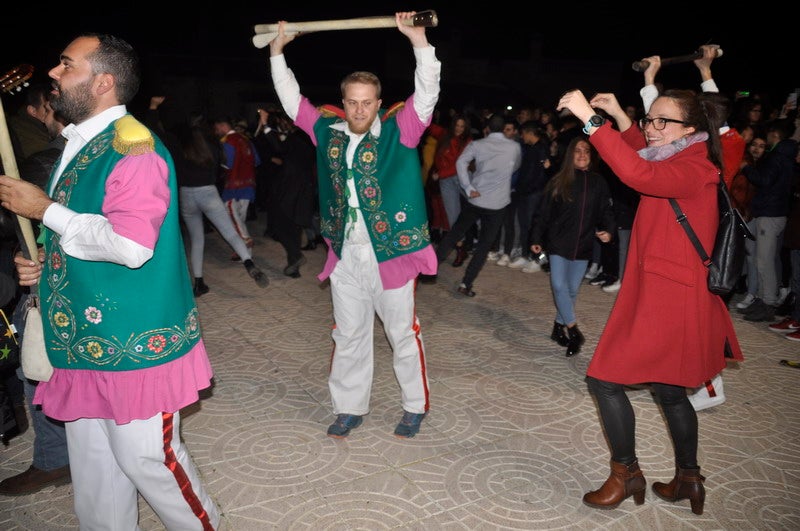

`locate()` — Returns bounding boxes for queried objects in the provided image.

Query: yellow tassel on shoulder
[112,115,155,156]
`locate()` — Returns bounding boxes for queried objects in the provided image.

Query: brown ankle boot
[652,466,706,515]
[583,459,646,509]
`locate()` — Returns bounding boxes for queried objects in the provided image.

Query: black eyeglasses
[638,117,687,130]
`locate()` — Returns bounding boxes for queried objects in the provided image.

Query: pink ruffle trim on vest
[33,342,214,425]
[317,242,438,290]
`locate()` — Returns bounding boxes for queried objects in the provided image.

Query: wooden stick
[0,97,40,262]
[252,10,438,49]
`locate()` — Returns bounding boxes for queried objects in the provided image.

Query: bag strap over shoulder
[669,198,712,268]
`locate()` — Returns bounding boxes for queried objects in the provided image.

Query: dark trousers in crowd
[436,202,506,291]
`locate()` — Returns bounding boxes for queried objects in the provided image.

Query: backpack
[669,179,755,296]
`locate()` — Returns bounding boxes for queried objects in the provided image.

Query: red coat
[587,124,744,388]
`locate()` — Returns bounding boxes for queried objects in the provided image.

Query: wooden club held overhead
[252,10,438,49]
[631,45,723,72]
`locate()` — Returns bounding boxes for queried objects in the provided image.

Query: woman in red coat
[557,88,744,516]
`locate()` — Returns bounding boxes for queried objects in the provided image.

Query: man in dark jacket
[740,119,799,322]
[504,121,551,271]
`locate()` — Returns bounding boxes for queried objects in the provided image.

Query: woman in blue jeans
[529,137,615,356]
[175,125,269,295]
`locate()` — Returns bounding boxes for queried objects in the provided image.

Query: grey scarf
[637,131,709,161]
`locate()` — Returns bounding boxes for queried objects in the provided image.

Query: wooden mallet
[252,10,438,48]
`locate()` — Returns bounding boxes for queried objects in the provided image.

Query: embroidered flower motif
[395,211,407,223]
[84,306,102,324]
[134,344,144,353]
[54,312,70,327]
[51,253,62,270]
[56,190,67,203]
[361,151,375,164]
[108,347,115,355]
[60,332,69,339]
[87,341,103,358]
[148,334,167,354]
[330,146,340,159]
[374,221,388,233]
[188,315,198,332]
[170,334,179,343]
[365,187,377,198]
[398,235,411,246]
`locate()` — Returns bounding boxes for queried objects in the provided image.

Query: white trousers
[328,241,429,416]
[66,411,220,530]
[225,198,251,240]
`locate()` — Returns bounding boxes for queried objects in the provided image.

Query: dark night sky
[3,2,797,118]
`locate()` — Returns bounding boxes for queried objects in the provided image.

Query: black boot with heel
[551,321,568,346]
[565,324,584,357]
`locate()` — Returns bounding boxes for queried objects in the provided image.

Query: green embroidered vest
[313,109,430,261]
[39,115,201,371]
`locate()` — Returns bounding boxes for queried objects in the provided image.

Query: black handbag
[669,179,754,296]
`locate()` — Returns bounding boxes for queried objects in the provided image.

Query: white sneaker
[584,263,601,280]
[496,254,511,267]
[508,257,530,269]
[688,374,726,411]
[736,293,756,309]
[522,261,542,273]
[602,279,622,293]
[487,251,501,262]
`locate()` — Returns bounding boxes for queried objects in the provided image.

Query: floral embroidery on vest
[316,113,430,262]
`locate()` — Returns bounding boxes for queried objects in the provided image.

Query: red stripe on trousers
[226,200,244,240]
[412,279,430,411]
[162,412,215,531]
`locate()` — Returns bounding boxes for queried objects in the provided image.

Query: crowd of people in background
[0,21,798,525]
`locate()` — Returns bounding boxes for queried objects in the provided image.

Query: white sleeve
[270,54,302,121]
[700,79,719,93]
[640,84,659,114]
[412,46,442,123]
[43,203,154,268]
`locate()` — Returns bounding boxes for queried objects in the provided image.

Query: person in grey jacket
[435,114,522,296]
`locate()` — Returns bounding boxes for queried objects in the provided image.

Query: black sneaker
[283,254,307,277]
[327,414,363,438]
[245,264,269,288]
[744,300,776,322]
[456,283,476,297]
[600,276,619,288]
[394,411,426,438]
[193,279,210,297]
[741,297,767,315]
[589,273,611,286]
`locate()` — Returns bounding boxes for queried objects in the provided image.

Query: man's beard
[50,79,96,124]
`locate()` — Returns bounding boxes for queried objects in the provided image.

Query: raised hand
[269,21,300,56]
[396,12,428,48]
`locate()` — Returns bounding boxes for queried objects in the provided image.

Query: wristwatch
[582,114,606,135]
